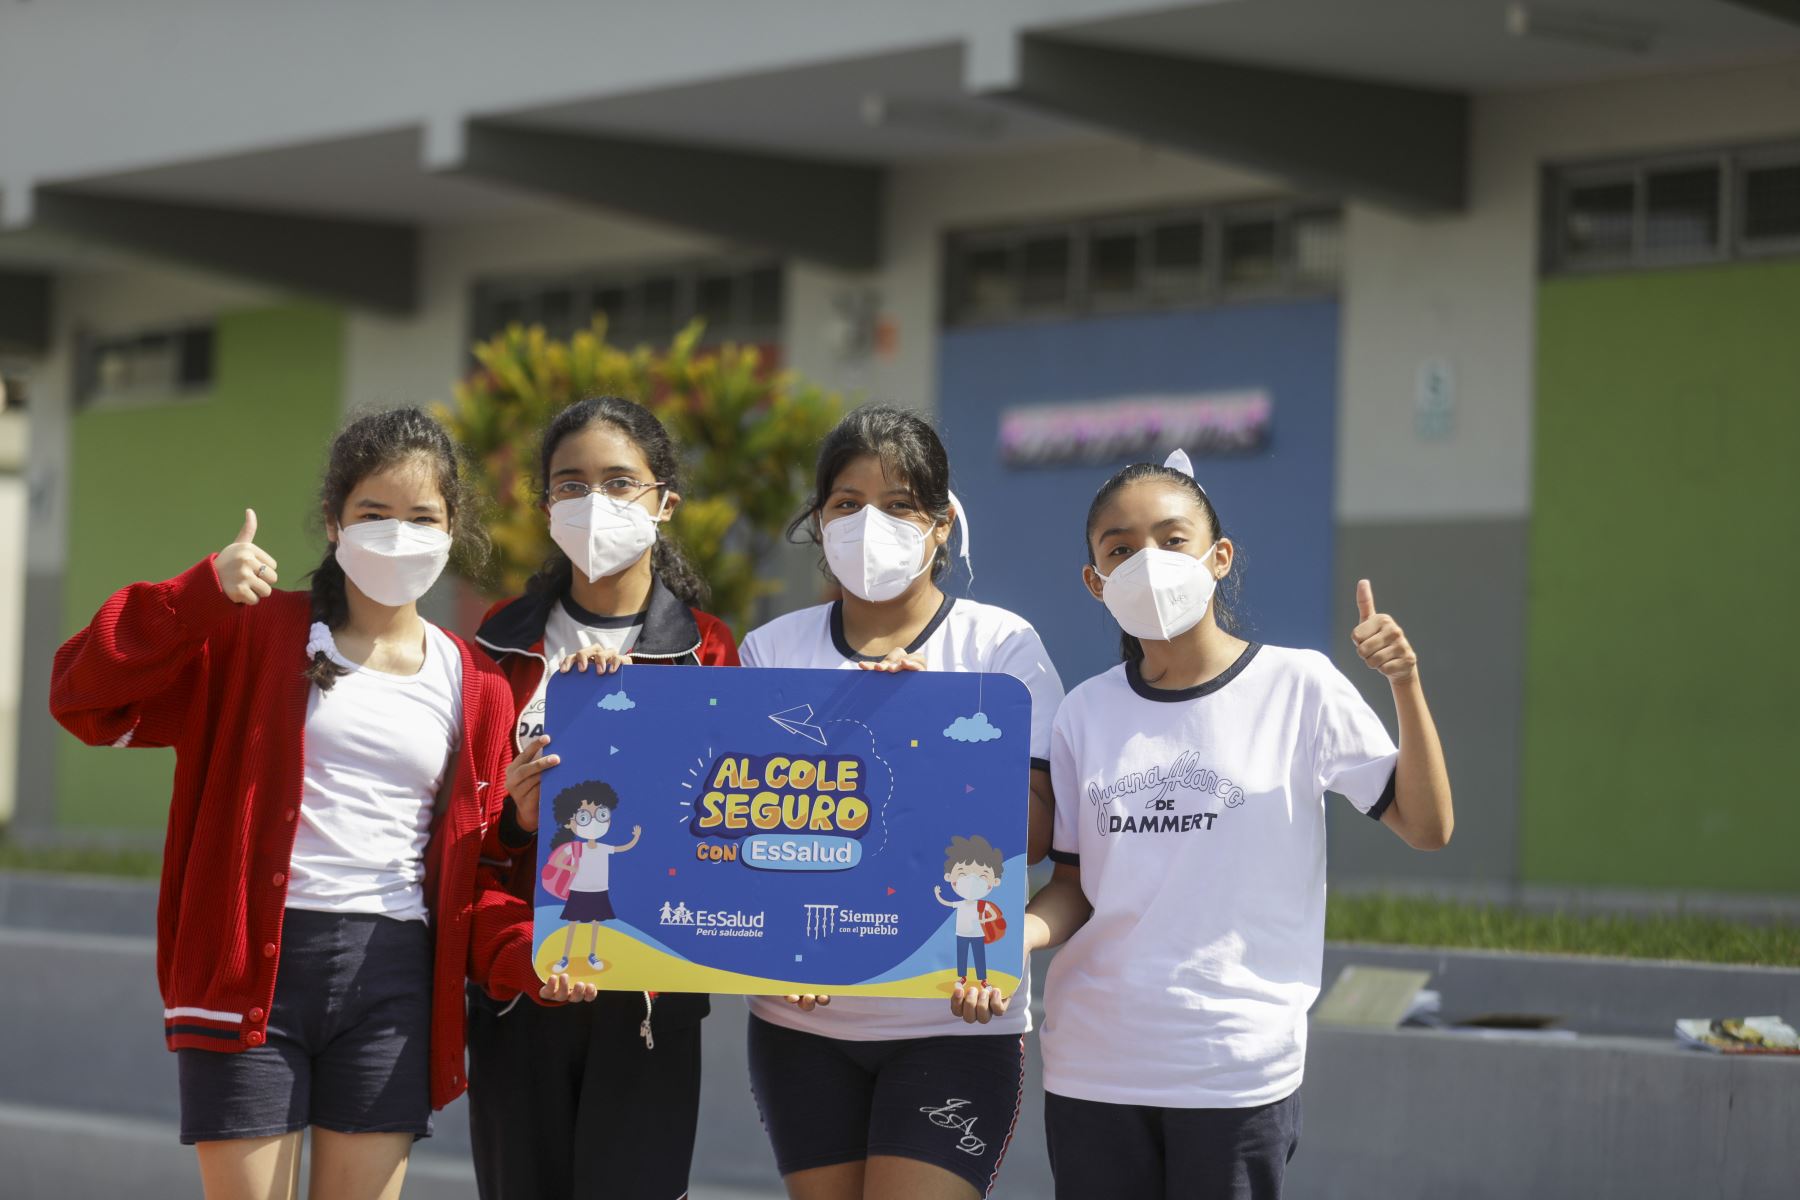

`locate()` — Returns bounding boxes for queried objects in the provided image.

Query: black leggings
[465,987,706,1200]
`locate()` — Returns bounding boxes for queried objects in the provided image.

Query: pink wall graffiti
[998,390,1271,467]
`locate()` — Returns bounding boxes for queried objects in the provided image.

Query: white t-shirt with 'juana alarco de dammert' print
[1041,643,1399,1110]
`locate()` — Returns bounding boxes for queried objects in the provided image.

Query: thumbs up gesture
[1352,579,1417,683]
[216,508,280,605]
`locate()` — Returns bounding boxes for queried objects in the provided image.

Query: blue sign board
[532,666,1032,998]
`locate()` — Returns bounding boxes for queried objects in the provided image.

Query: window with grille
[76,324,214,410]
[1546,139,1800,274]
[942,200,1342,328]
[471,259,783,348]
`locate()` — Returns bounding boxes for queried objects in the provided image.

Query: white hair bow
[1163,448,1207,496]
[947,489,973,584]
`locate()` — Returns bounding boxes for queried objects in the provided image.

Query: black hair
[1083,461,1240,664]
[548,780,622,850]
[786,404,956,582]
[944,834,1005,879]
[526,395,708,607]
[305,406,487,691]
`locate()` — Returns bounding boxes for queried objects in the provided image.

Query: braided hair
[304,406,487,690]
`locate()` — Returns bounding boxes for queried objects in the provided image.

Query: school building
[2,1,1796,908]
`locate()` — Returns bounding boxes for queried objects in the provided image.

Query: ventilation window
[1223,216,1282,288]
[1742,158,1800,246]
[1148,219,1206,298]
[943,201,1340,326]
[1643,164,1722,258]
[1291,210,1344,285]
[1562,176,1637,265]
[1547,139,1800,274]
[472,260,784,349]
[79,323,215,410]
[1019,233,1073,310]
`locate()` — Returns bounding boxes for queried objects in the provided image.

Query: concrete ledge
[9,873,1790,1197]
[1292,1025,1800,1200]
[0,870,159,939]
[1321,944,1800,1037]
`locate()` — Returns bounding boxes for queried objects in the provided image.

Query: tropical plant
[435,320,842,633]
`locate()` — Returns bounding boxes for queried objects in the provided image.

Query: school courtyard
[2,2,1798,1197]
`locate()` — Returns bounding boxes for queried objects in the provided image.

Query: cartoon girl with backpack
[541,780,641,971]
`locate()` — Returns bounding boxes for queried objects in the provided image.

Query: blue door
[936,298,1341,688]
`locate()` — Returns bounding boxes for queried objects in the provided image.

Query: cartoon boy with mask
[933,834,1004,988]
[546,780,641,971]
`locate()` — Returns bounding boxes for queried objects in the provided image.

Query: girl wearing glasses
[466,394,739,1200]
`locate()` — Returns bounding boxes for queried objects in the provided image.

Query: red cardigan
[49,556,542,1110]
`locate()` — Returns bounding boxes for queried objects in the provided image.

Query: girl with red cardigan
[51,407,592,1200]
[466,395,739,1200]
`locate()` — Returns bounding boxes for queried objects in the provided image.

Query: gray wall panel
[1327,518,1528,888]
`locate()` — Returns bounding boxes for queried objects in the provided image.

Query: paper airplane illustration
[768,703,828,746]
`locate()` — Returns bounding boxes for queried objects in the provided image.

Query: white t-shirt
[953,898,983,937]
[515,595,645,751]
[287,622,465,921]
[1041,644,1399,1109]
[740,595,1064,1041]
[569,839,617,892]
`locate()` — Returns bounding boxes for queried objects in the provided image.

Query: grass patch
[1328,893,1800,967]
[0,839,162,880]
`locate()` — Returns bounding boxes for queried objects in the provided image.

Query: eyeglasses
[548,478,668,504]
[573,809,609,827]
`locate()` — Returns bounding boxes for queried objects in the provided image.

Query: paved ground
[0,876,1058,1200]
[8,872,1797,1198]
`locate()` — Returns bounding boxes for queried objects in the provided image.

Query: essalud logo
[656,899,765,930]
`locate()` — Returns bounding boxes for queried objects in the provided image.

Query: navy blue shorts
[177,908,433,1144]
[747,1013,1025,1198]
[1044,1087,1302,1200]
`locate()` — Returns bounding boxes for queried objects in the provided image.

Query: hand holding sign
[1352,579,1418,683]
[506,735,560,832]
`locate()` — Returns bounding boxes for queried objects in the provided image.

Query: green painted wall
[1524,262,1800,893]
[58,303,344,831]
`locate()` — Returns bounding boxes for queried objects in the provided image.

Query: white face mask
[1096,543,1219,643]
[334,519,451,607]
[822,505,934,602]
[549,493,663,583]
[951,873,994,901]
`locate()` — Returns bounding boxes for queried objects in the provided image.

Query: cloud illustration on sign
[943,712,1002,743]
[597,691,637,711]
